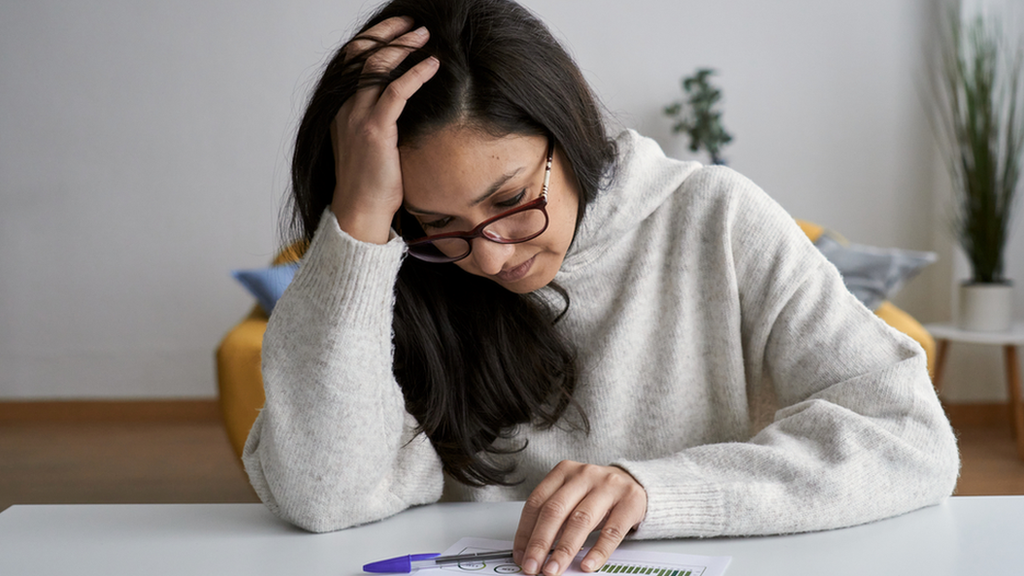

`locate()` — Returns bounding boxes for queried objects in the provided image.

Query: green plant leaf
[932,9,1024,283]
[665,67,733,165]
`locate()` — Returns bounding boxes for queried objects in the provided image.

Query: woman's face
[400,126,579,294]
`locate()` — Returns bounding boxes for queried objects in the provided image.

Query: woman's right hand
[330,16,440,245]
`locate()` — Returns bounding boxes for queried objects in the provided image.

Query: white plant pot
[958,282,1014,332]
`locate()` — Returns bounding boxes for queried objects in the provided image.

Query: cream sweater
[243,130,959,537]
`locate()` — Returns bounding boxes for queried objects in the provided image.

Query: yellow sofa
[216,224,935,460]
[216,243,305,460]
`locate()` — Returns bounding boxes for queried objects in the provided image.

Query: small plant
[664,68,733,165]
[932,10,1024,284]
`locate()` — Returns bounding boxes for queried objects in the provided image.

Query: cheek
[551,192,579,250]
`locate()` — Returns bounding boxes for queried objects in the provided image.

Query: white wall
[1,0,1020,401]
[0,0,361,397]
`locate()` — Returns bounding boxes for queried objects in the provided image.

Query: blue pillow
[814,232,936,311]
[232,262,300,315]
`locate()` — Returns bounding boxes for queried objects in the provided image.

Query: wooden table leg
[1003,345,1024,461]
[932,339,950,397]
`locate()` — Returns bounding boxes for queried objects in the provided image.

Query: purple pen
[363,550,517,573]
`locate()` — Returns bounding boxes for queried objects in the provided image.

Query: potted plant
[664,68,733,165]
[933,9,1024,331]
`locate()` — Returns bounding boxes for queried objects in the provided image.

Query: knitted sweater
[243,130,959,537]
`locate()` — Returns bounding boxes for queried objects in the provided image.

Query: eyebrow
[404,166,525,216]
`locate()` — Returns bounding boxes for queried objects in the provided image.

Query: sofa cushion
[813,231,936,311]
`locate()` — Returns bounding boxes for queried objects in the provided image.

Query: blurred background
[2,0,1023,405]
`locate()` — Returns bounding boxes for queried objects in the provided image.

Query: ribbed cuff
[285,208,406,332]
[614,459,726,539]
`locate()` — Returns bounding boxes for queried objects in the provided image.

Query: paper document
[429,537,730,576]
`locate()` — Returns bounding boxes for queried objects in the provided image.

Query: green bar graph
[595,563,698,576]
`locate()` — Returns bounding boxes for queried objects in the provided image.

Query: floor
[0,421,259,512]
[950,420,1024,495]
[1,416,1022,513]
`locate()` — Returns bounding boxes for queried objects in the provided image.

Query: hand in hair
[329,15,440,245]
[513,461,648,576]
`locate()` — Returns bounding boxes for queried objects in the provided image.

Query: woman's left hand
[513,461,648,576]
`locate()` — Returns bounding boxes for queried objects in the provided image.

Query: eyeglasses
[405,137,555,264]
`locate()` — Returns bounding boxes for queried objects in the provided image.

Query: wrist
[331,204,396,245]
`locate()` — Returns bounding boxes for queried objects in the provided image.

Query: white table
[1,498,1022,576]
[925,322,1024,459]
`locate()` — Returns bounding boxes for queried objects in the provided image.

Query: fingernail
[412,26,428,37]
[581,560,595,572]
[544,561,559,576]
[523,559,538,574]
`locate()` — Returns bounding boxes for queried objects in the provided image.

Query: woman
[243,0,959,574]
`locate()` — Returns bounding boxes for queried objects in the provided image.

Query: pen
[364,549,517,573]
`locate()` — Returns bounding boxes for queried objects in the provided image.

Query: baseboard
[943,402,1014,429]
[0,399,220,424]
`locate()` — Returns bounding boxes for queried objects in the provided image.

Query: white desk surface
[0,497,1021,576]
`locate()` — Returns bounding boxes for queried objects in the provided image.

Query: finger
[344,15,415,60]
[518,478,592,574]
[350,26,432,111]
[542,492,615,576]
[513,464,572,568]
[370,54,440,127]
[362,25,430,76]
[579,497,646,572]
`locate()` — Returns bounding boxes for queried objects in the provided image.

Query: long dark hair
[288,0,616,486]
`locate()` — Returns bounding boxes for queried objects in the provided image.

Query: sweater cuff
[614,459,726,539]
[285,208,406,330]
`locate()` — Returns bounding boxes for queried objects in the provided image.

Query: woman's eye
[421,216,453,230]
[496,189,527,208]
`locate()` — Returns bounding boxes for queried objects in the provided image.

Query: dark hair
[287,0,616,486]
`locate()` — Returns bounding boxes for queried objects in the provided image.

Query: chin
[498,278,542,294]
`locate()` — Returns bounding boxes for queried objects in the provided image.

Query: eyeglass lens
[408,206,548,262]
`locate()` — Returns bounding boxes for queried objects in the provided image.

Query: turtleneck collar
[557,129,702,277]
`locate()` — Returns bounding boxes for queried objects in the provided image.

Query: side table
[924,322,1024,460]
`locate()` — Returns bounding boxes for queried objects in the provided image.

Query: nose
[469,238,515,276]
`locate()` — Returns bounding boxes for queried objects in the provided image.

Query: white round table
[924,322,1024,460]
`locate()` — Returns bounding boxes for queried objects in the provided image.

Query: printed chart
[429,538,730,576]
[595,559,705,576]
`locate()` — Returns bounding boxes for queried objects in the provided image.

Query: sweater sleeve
[242,209,444,533]
[617,169,959,538]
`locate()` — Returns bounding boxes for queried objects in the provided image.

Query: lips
[497,255,536,283]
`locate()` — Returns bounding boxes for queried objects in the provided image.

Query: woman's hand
[330,16,440,245]
[513,461,648,576]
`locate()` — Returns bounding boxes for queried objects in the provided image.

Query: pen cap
[364,553,441,573]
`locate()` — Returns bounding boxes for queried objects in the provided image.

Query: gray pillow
[813,232,937,311]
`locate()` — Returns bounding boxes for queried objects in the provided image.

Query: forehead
[400,127,546,207]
